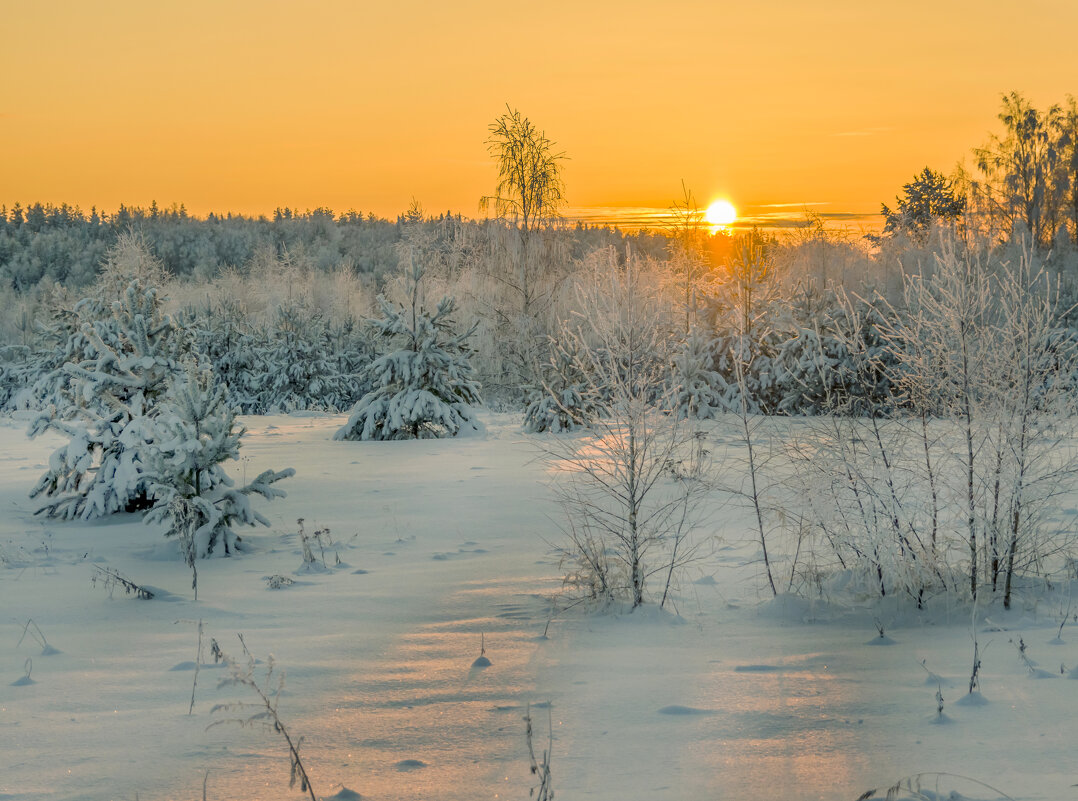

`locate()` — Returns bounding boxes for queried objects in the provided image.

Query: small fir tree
[26,294,124,419]
[334,261,481,441]
[185,300,263,413]
[252,304,352,413]
[30,279,186,518]
[0,345,37,411]
[145,363,294,565]
[671,329,723,420]
[523,336,605,433]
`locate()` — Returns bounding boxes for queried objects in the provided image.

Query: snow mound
[954,691,989,707]
[324,786,363,800]
[1027,667,1059,679]
[756,593,837,623]
[657,704,713,715]
[168,661,224,672]
[865,634,898,645]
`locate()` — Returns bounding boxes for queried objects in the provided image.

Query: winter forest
[4,92,1078,801]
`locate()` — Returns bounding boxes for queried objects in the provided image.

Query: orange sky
[3,0,1076,224]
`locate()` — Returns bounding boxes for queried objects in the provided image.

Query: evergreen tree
[185,300,262,413]
[145,364,294,563]
[25,295,118,417]
[30,279,185,518]
[523,335,605,433]
[881,167,966,241]
[671,329,723,420]
[253,304,351,413]
[334,262,481,441]
[0,345,35,410]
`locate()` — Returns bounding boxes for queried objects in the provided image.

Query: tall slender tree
[480,105,566,318]
[974,92,1069,247]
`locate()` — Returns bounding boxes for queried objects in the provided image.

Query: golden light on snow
[705,200,737,227]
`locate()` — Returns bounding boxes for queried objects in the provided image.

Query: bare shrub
[792,237,1078,607]
[539,247,707,609]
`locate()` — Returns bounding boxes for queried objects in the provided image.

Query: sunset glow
[705,200,737,227]
[1,2,1076,224]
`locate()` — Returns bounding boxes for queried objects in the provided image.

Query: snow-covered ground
[2,412,1076,801]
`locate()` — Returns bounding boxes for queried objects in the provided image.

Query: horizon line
[0,199,884,233]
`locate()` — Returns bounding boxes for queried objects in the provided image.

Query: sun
[705,199,737,227]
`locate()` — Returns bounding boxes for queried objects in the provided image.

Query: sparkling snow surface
[2,412,1076,801]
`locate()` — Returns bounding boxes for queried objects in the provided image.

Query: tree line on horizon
[0,197,672,295]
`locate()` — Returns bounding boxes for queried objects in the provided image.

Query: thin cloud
[756,201,831,208]
[561,204,882,233]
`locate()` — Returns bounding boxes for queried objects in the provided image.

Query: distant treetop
[881,167,966,241]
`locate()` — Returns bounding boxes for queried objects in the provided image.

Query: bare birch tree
[481,105,566,318]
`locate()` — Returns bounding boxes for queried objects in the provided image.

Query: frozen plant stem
[17,618,56,655]
[189,619,203,715]
[91,566,154,599]
[210,646,317,801]
[524,703,554,801]
[858,772,1016,801]
[968,602,982,695]
[297,518,332,568]
[1012,637,1036,674]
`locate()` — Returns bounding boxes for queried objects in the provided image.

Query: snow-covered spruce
[0,345,40,411]
[29,279,188,519]
[247,304,359,414]
[523,336,605,433]
[27,269,293,541]
[19,293,128,418]
[145,364,293,559]
[184,300,263,413]
[186,299,371,415]
[671,328,723,420]
[335,263,481,441]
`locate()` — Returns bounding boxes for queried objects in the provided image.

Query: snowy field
[2,411,1077,801]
